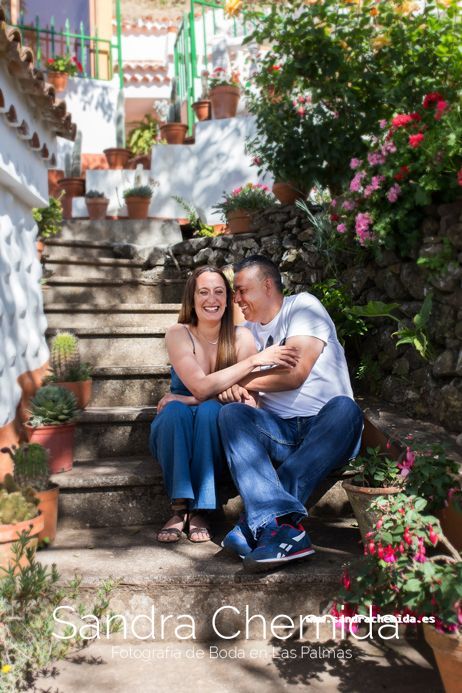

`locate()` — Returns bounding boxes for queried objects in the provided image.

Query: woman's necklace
[195,328,219,345]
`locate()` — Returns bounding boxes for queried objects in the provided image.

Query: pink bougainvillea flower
[367,151,386,166]
[355,212,372,234]
[387,183,401,203]
[350,158,362,170]
[337,223,347,234]
[379,119,387,129]
[350,171,365,192]
[392,113,414,128]
[342,199,356,211]
[423,91,443,109]
[409,133,424,148]
[382,140,397,156]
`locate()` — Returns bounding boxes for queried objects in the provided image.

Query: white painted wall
[0,62,52,426]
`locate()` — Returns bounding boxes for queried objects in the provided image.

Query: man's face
[233,266,268,322]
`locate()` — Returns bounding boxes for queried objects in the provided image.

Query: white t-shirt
[245,293,354,418]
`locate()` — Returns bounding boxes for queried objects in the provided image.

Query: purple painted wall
[20,0,90,31]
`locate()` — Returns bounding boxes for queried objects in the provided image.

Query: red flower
[270,64,281,71]
[392,114,414,128]
[434,100,449,120]
[423,91,443,109]
[409,133,424,148]
[410,112,421,122]
[341,569,351,590]
[394,165,410,181]
[330,213,340,222]
[47,58,54,64]
[457,168,462,186]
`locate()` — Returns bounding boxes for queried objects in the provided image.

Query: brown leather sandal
[156,501,188,543]
[187,512,212,543]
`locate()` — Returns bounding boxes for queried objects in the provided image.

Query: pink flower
[423,91,443,109]
[387,183,401,203]
[414,538,427,563]
[409,133,424,148]
[379,119,387,129]
[364,185,374,198]
[383,545,396,563]
[337,223,347,234]
[297,107,305,116]
[256,183,269,191]
[355,212,372,234]
[367,151,386,166]
[292,99,298,107]
[397,446,415,476]
[331,198,337,208]
[428,526,439,546]
[392,114,414,128]
[342,199,356,211]
[350,158,362,170]
[403,527,412,545]
[349,171,365,192]
[382,140,397,156]
[298,95,305,103]
[435,100,449,120]
[252,156,262,166]
[232,187,242,196]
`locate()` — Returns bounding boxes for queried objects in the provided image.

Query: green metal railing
[12,0,124,89]
[174,0,253,130]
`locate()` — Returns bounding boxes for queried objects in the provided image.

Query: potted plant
[332,493,462,692]
[85,189,109,221]
[25,386,79,474]
[46,54,83,92]
[272,181,307,205]
[192,71,212,122]
[1,445,59,544]
[58,130,85,218]
[213,182,276,234]
[122,185,153,220]
[342,446,406,542]
[0,478,43,571]
[127,113,159,168]
[209,67,240,119]
[404,442,462,551]
[47,332,93,408]
[104,146,131,170]
[32,194,64,260]
[159,78,188,144]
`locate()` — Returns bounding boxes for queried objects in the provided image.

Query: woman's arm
[156,392,200,413]
[166,324,299,401]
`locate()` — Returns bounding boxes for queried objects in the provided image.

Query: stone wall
[163,202,462,434]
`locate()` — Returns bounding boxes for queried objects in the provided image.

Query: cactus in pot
[160,78,188,144]
[48,332,93,409]
[26,386,79,474]
[0,476,43,571]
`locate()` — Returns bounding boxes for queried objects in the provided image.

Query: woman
[149,266,298,544]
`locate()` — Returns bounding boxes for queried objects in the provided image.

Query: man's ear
[264,277,273,293]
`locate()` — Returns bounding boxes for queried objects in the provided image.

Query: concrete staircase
[38,221,363,641]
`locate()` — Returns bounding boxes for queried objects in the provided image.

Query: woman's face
[194,272,227,325]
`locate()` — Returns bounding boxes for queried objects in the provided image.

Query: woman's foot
[157,501,188,543]
[188,512,212,543]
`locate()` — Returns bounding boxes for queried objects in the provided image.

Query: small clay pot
[104,148,131,169]
[47,71,68,92]
[272,182,306,205]
[85,198,109,221]
[56,379,92,409]
[226,209,253,234]
[35,484,59,544]
[25,422,75,474]
[192,100,211,121]
[342,480,403,543]
[125,196,151,220]
[210,85,240,119]
[159,123,188,144]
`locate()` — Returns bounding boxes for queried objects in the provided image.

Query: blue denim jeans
[149,399,224,510]
[218,396,363,538]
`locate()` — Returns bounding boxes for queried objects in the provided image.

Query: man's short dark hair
[234,255,283,293]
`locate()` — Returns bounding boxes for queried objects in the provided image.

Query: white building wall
[0,63,52,427]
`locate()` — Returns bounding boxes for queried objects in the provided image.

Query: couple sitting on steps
[149,255,363,573]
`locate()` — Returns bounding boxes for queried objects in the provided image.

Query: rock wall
[163,202,462,433]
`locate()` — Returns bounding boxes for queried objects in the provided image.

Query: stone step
[58,218,182,246]
[44,257,150,280]
[46,327,169,368]
[36,517,362,641]
[42,277,185,305]
[75,406,155,460]
[90,366,170,407]
[45,303,181,330]
[44,238,119,260]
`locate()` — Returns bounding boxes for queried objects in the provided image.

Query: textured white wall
[0,64,52,427]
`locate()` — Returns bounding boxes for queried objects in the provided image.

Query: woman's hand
[250,344,299,369]
[157,393,198,414]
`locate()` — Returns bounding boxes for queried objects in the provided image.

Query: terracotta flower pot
[35,484,59,544]
[55,379,92,409]
[226,209,253,234]
[438,497,462,551]
[58,177,85,220]
[0,512,44,572]
[85,198,109,221]
[125,196,151,220]
[272,182,306,205]
[192,100,211,121]
[159,123,188,144]
[210,85,240,119]
[25,422,75,474]
[342,480,403,543]
[36,238,45,261]
[47,71,68,92]
[424,625,462,693]
[103,148,131,170]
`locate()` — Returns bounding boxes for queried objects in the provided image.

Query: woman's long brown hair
[177,266,236,371]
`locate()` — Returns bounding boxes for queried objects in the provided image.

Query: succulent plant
[85,189,107,199]
[1,444,50,491]
[50,332,81,381]
[122,185,153,199]
[28,385,78,426]
[0,476,39,524]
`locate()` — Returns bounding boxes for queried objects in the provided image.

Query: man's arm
[218,335,324,403]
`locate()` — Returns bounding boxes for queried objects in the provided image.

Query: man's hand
[218,384,252,404]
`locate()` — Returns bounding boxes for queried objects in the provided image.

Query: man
[218,255,363,572]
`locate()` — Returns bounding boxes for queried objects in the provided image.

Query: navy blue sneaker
[243,519,315,572]
[221,520,256,559]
